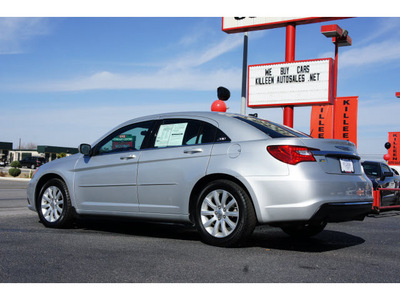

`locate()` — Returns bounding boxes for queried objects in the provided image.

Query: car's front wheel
[194,180,256,247]
[37,178,73,228]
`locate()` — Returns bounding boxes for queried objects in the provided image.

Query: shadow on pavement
[367,210,400,219]
[72,217,200,242]
[246,226,365,252]
[67,217,365,252]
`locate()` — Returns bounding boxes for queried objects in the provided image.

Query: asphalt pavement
[0,177,399,284]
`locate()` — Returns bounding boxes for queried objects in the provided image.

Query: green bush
[9,168,21,177]
[10,161,21,168]
[57,152,67,159]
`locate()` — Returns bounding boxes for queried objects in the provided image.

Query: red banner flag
[388,132,400,165]
[310,105,334,139]
[333,96,358,146]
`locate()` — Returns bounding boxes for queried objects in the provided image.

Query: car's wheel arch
[35,173,72,211]
[188,173,257,224]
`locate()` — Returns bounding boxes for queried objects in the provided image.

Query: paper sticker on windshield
[155,123,188,147]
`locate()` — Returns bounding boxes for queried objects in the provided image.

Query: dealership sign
[248,58,334,108]
[310,96,358,146]
[388,132,400,166]
[222,17,347,34]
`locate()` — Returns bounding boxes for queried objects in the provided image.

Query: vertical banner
[333,96,358,146]
[310,105,334,139]
[388,132,400,165]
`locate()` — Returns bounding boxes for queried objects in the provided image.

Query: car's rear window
[234,116,309,138]
[361,163,380,177]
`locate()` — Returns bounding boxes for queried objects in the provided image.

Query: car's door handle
[184,148,203,154]
[120,154,136,160]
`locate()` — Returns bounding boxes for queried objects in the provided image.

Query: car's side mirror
[79,144,92,156]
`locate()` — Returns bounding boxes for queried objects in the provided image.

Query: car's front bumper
[27,179,37,212]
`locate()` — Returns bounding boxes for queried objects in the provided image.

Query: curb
[0,177,31,182]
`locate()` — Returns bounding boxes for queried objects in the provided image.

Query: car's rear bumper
[309,201,373,222]
[242,173,374,224]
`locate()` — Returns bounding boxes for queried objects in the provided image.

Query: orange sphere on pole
[211,100,227,112]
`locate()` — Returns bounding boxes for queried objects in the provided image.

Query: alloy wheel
[41,186,64,223]
[200,189,239,238]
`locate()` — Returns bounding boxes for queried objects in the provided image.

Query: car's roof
[362,161,386,165]
[91,111,268,145]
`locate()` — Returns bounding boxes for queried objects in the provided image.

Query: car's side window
[95,121,154,155]
[200,122,231,144]
[152,119,231,148]
[363,164,379,177]
[154,119,202,148]
[381,164,392,174]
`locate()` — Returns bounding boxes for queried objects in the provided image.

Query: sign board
[310,96,358,146]
[388,132,400,166]
[248,58,334,108]
[112,134,135,150]
[310,104,334,139]
[222,17,348,34]
[333,96,358,146]
[155,122,188,148]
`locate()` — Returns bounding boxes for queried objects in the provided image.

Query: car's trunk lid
[299,138,362,175]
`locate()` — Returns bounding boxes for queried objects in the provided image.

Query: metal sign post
[283,24,296,127]
[241,32,248,115]
[222,17,349,128]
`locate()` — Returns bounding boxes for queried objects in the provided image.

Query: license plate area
[340,159,354,173]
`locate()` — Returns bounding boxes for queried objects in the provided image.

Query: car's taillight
[267,145,317,165]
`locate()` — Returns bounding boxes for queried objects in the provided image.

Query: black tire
[194,179,257,247]
[281,221,327,238]
[37,178,73,228]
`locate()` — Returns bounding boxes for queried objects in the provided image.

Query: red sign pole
[333,39,339,99]
[283,23,296,127]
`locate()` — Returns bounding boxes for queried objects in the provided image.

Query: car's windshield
[234,116,309,138]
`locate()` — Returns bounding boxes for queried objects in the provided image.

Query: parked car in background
[361,161,400,207]
[19,156,45,169]
[0,158,7,167]
[27,111,373,247]
[391,167,400,176]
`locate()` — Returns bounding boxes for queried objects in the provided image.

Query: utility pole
[241,32,248,115]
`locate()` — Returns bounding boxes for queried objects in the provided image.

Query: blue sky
[1,10,400,160]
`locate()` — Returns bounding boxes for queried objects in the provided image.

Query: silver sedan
[27,112,373,247]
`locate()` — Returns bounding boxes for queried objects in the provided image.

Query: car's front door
[73,120,155,214]
[137,118,221,216]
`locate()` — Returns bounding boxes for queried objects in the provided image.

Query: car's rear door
[137,118,218,216]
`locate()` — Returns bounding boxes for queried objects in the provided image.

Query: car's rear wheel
[280,221,327,238]
[194,180,256,247]
[37,178,73,228]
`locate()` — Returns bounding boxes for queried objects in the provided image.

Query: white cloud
[10,32,245,92]
[0,18,50,54]
[359,18,400,45]
[0,101,215,147]
[164,35,243,70]
[340,39,400,68]
[20,67,242,92]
